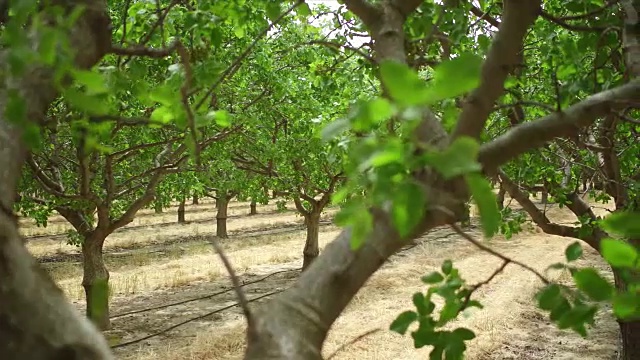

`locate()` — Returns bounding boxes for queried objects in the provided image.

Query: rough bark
[178,197,186,223]
[250,200,257,215]
[216,194,230,238]
[302,210,321,271]
[81,232,110,330]
[192,194,199,205]
[613,267,640,360]
[0,0,114,358]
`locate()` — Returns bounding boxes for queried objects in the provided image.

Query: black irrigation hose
[111,290,284,349]
[110,268,300,319]
[111,228,467,349]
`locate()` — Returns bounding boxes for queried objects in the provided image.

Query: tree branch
[452,0,541,140]
[478,80,640,172]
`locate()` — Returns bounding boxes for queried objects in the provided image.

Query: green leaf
[150,106,175,124]
[452,327,476,341]
[421,271,444,284]
[379,61,430,107]
[612,292,640,319]
[391,181,426,238]
[38,30,58,65]
[465,173,500,238]
[565,242,583,262]
[423,137,481,179]
[5,91,27,124]
[71,69,109,95]
[572,268,614,302]
[413,292,433,315]
[321,117,350,142]
[601,212,640,238]
[22,122,43,150]
[63,89,109,115]
[600,238,639,268]
[211,110,231,127]
[266,2,282,22]
[428,53,483,102]
[441,260,453,275]
[537,284,563,310]
[297,2,311,17]
[390,310,417,335]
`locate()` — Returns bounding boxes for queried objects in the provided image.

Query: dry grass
[56,228,341,301]
[121,198,619,360]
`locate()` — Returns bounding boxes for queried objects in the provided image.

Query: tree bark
[497,183,506,210]
[154,200,163,213]
[613,268,640,360]
[192,194,199,205]
[178,197,186,223]
[216,194,229,238]
[81,232,110,330]
[302,210,321,271]
[250,200,257,215]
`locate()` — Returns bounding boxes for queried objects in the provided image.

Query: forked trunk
[302,211,321,271]
[192,194,199,205]
[81,233,110,330]
[178,197,186,223]
[216,195,229,238]
[250,200,257,215]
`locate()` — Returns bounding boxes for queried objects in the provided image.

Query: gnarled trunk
[302,211,321,271]
[250,200,257,215]
[216,195,229,238]
[177,197,186,223]
[81,232,110,330]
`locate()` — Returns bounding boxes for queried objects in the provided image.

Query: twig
[450,223,549,284]
[326,328,382,359]
[461,260,509,308]
[207,236,254,329]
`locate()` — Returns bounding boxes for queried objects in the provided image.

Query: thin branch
[207,237,254,331]
[326,328,382,359]
[110,42,178,58]
[540,11,609,32]
[450,224,549,284]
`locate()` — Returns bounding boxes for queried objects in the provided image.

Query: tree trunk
[302,211,322,271]
[250,200,257,215]
[154,200,163,213]
[192,194,199,205]
[216,195,229,238]
[497,183,506,210]
[81,233,110,330]
[613,269,640,360]
[177,197,186,223]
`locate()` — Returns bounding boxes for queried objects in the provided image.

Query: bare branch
[326,328,381,359]
[109,42,177,58]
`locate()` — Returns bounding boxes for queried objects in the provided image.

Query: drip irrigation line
[110,268,300,319]
[111,290,284,349]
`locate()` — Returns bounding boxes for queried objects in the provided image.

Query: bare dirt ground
[24,197,620,360]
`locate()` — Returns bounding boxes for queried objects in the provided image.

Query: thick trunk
[81,233,110,330]
[613,269,640,360]
[216,195,229,238]
[154,200,163,213]
[302,211,321,271]
[192,194,199,205]
[250,200,257,215]
[177,197,186,223]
